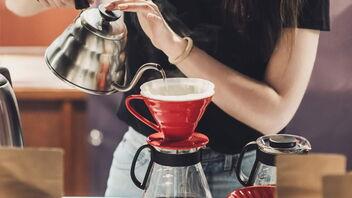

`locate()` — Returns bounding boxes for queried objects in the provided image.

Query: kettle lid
[81,5,126,40]
[257,134,311,154]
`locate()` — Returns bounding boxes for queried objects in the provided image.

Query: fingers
[52,0,65,7]
[106,0,158,12]
[38,0,65,8]
[38,0,51,8]
[61,0,76,7]
[108,2,160,19]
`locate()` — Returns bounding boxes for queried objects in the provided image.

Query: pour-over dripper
[125,78,214,141]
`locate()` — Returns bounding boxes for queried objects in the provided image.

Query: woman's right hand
[5,0,93,16]
[38,0,98,8]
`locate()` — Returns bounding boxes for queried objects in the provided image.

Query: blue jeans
[105,127,256,198]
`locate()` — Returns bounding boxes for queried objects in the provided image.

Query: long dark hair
[223,0,301,60]
[139,0,302,66]
[223,0,301,29]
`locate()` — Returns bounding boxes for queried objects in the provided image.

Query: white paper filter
[140,78,215,101]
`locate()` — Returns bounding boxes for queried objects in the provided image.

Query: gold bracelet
[168,37,193,65]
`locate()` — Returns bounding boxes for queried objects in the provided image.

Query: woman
[5,0,329,197]
[104,0,329,197]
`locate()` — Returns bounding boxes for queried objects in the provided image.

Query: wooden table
[1,49,91,196]
[15,88,89,196]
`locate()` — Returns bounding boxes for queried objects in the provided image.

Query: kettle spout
[112,63,165,92]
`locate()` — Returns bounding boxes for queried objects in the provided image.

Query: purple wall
[87,94,127,196]
[287,1,352,169]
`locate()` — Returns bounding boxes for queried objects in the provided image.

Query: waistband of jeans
[201,147,240,171]
[124,127,148,148]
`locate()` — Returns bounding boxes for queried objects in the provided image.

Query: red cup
[125,78,214,141]
[227,186,276,198]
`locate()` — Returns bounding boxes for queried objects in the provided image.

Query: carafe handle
[130,144,154,190]
[235,141,258,186]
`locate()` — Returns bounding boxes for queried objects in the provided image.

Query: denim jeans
[105,127,256,198]
[201,148,255,198]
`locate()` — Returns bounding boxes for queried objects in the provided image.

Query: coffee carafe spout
[112,63,165,92]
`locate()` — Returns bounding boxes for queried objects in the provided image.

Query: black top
[117,0,330,154]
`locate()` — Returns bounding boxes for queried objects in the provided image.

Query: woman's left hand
[105,0,186,60]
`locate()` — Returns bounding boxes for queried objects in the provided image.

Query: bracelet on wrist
[168,37,194,65]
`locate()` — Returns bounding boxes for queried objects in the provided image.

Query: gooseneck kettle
[45,5,164,95]
[235,134,311,186]
[0,68,24,147]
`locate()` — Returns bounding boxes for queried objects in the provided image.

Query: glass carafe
[131,145,212,198]
[235,134,311,186]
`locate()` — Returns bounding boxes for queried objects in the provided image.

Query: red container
[126,95,212,141]
[227,186,276,198]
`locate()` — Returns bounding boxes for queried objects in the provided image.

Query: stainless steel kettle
[45,5,164,95]
[0,68,24,147]
[235,134,311,186]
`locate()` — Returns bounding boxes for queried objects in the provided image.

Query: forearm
[5,0,47,16]
[171,30,319,135]
[176,47,285,134]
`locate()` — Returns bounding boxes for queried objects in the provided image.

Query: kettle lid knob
[269,135,297,149]
[98,5,120,22]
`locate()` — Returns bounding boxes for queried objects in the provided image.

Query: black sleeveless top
[117,0,330,154]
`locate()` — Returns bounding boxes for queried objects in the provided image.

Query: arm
[5,0,46,16]
[5,0,77,17]
[106,1,320,135]
[173,29,319,134]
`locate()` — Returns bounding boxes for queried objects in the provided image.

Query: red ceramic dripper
[125,78,214,141]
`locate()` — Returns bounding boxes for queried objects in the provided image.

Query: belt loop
[224,154,232,171]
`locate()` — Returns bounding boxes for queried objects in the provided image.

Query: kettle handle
[235,141,258,186]
[74,0,90,9]
[130,144,154,190]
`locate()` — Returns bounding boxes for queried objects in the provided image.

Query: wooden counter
[15,88,89,196]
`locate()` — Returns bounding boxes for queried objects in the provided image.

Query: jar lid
[269,135,297,148]
[81,5,126,40]
[257,134,311,154]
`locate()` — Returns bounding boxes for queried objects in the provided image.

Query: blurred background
[0,0,351,196]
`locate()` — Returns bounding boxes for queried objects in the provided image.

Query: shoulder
[298,0,330,31]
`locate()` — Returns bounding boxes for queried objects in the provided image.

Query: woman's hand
[5,0,83,16]
[36,0,76,8]
[105,0,186,60]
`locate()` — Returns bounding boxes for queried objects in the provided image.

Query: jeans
[105,127,256,198]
